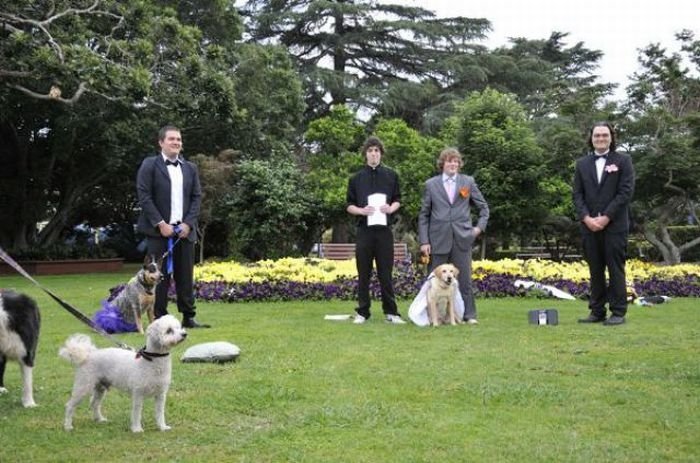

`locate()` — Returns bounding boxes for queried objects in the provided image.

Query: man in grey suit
[418,148,490,324]
[136,125,210,328]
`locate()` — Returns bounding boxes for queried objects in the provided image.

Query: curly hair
[437,147,463,171]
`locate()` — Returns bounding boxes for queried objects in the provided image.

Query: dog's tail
[58,334,96,365]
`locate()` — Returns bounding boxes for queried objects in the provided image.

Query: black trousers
[146,236,196,319]
[354,225,398,318]
[582,231,628,317]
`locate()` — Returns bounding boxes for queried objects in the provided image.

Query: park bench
[317,242,410,261]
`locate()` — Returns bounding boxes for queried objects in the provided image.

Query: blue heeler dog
[93,255,162,334]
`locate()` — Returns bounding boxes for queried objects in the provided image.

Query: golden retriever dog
[427,263,461,326]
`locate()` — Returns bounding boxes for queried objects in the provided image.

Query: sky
[388,0,696,100]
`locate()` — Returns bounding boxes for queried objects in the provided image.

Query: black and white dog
[0,290,41,407]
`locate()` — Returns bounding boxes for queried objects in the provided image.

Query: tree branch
[1,1,124,65]
[0,69,32,78]
[663,170,689,197]
[0,11,65,62]
[43,0,100,25]
[10,82,87,105]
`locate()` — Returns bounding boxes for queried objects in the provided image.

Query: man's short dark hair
[361,136,385,155]
[587,121,617,152]
[158,125,181,142]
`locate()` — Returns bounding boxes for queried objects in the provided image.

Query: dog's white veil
[407,275,465,326]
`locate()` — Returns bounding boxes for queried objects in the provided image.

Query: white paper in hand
[367,193,387,226]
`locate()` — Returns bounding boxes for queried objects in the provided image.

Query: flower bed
[188,257,700,303]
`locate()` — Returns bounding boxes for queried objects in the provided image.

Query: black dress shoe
[182,318,211,328]
[603,315,626,326]
[578,314,607,323]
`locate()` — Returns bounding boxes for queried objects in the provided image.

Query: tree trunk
[11,223,30,250]
[643,224,681,264]
[331,221,350,243]
[197,226,206,263]
[36,172,108,247]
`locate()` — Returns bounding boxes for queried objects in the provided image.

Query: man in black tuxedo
[136,125,210,328]
[573,122,635,326]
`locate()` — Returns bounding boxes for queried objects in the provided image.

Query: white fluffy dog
[59,315,187,432]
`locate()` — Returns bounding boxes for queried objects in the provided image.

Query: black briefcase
[528,309,559,325]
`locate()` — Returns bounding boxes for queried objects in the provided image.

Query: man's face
[159,130,182,158]
[365,145,382,167]
[591,126,612,153]
[443,156,460,175]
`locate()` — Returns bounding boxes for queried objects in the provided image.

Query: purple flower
[106,260,697,303]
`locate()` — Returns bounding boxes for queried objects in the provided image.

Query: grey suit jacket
[136,155,202,242]
[418,174,489,254]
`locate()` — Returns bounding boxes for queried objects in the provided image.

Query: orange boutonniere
[459,186,470,198]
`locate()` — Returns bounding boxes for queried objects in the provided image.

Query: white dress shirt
[162,154,183,224]
[595,152,608,183]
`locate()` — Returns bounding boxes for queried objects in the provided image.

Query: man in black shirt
[346,136,406,324]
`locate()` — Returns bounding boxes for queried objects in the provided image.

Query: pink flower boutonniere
[459,186,470,198]
[604,164,619,173]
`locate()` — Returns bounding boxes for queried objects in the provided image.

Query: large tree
[0,1,305,252]
[1,0,159,249]
[624,30,700,263]
[240,0,490,119]
[492,32,615,119]
[441,88,548,251]
[303,104,365,242]
[377,31,617,135]
[224,158,323,260]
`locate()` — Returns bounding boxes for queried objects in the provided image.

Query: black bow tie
[165,159,180,167]
[594,154,607,161]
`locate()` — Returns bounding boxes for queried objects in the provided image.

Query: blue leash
[163,225,182,275]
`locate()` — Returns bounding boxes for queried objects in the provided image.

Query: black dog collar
[137,273,155,295]
[136,347,170,361]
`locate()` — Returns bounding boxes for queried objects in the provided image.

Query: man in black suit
[136,125,210,328]
[573,122,635,326]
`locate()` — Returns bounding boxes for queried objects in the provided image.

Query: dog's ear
[452,265,459,277]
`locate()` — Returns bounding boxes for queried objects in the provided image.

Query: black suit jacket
[572,151,634,234]
[136,154,202,242]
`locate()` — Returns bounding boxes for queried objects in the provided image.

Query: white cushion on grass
[181,341,241,363]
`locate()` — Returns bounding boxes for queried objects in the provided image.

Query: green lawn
[1,270,698,462]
